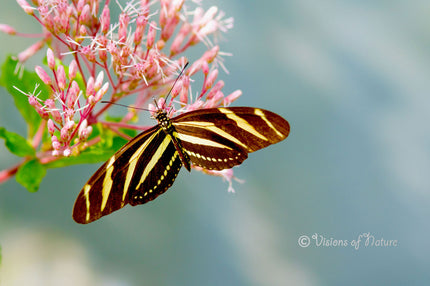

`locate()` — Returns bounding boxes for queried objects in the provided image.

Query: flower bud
[79,4,91,25]
[134,15,147,46]
[87,95,95,105]
[94,71,104,91]
[202,46,219,63]
[202,61,209,75]
[35,66,52,85]
[51,135,61,150]
[95,82,109,102]
[204,69,218,90]
[170,33,185,56]
[206,80,224,99]
[67,81,80,108]
[63,148,71,157]
[0,24,17,35]
[146,22,157,49]
[118,13,130,43]
[47,119,55,135]
[86,76,95,96]
[223,90,242,106]
[100,5,110,34]
[79,24,88,37]
[76,0,85,13]
[69,60,77,80]
[78,119,92,141]
[57,65,66,90]
[17,0,34,15]
[188,60,202,76]
[47,48,55,70]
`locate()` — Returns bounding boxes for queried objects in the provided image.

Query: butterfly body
[73,107,290,224]
[155,109,191,172]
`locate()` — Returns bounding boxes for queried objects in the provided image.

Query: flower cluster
[1,0,242,188]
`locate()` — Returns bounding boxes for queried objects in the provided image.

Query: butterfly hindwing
[172,121,247,170]
[128,132,183,206]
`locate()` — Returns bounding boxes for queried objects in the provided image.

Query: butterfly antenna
[164,62,189,105]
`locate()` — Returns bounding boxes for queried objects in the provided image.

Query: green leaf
[0,127,35,157]
[0,56,50,137]
[16,158,47,192]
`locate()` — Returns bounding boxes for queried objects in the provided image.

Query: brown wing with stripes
[172,107,290,170]
[127,132,183,207]
[72,125,178,224]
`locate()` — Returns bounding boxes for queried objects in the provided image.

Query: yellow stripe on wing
[135,133,171,190]
[254,108,286,139]
[100,156,115,212]
[121,130,160,206]
[218,108,268,141]
[176,132,233,150]
[83,184,91,223]
[173,121,249,150]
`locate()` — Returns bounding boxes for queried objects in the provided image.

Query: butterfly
[72,104,290,224]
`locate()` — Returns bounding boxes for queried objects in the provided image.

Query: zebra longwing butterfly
[73,106,290,224]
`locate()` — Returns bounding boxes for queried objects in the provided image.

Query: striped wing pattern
[73,127,183,223]
[73,107,290,224]
[173,107,289,170]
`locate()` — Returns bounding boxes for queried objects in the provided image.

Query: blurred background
[1,0,430,285]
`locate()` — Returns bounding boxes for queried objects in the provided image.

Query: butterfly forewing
[128,132,183,206]
[73,126,163,224]
[172,107,290,170]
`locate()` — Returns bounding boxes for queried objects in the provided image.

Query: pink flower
[4,0,241,186]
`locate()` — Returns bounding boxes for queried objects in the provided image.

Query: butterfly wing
[127,129,183,207]
[172,107,290,170]
[73,125,182,224]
